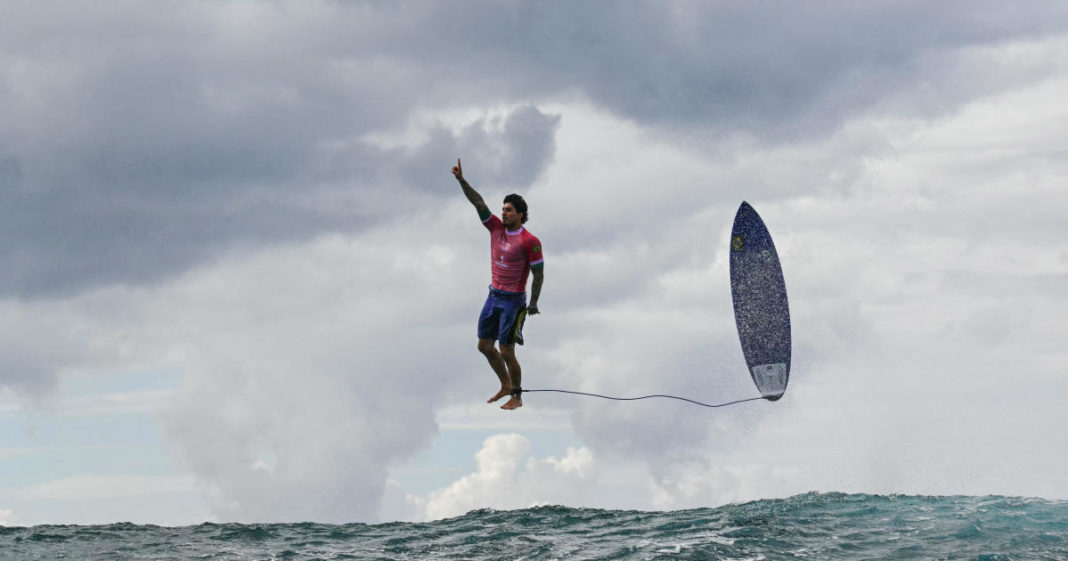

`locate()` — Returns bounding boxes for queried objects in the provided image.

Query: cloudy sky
[2,1,1067,526]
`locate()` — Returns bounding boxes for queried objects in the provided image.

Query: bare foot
[488,387,512,403]
[501,396,523,410]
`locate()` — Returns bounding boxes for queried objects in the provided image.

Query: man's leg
[499,344,522,410]
[478,338,512,403]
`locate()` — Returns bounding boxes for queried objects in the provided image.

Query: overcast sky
[2,1,1068,526]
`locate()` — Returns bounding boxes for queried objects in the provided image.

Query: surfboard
[730,201,791,401]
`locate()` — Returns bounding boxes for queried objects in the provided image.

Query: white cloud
[477,65,1068,506]
[5,2,1062,299]
[403,433,654,522]
[434,402,573,432]
[6,64,1068,524]
[20,475,195,501]
[0,447,29,460]
[39,389,176,417]
[0,509,18,526]
[3,4,1068,526]
[387,431,836,523]
[150,232,469,522]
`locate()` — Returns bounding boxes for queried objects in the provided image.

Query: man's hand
[454,157,489,215]
[527,304,540,315]
[451,158,463,181]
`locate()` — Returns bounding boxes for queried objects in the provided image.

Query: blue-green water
[2,493,1066,560]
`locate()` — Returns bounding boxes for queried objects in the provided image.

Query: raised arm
[451,158,490,218]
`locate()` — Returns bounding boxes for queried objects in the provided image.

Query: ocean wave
[1,493,1065,560]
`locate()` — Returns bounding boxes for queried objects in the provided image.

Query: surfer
[452,158,544,410]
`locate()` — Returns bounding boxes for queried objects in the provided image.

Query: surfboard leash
[516,388,766,409]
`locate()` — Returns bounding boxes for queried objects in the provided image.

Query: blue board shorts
[477,286,528,346]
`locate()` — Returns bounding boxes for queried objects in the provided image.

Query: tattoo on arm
[458,178,489,215]
[529,265,544,307]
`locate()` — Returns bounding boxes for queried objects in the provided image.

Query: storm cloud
[4,1,1063,298]
[2,1,1067,524]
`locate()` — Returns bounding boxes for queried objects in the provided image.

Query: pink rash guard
[483,214,543,293]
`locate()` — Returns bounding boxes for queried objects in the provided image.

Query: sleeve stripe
[530,258,544,266]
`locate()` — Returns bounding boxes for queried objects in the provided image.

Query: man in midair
[452,158,544,410]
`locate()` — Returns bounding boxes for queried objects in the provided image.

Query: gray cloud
[2,69,557,298]
[147,228,483,522]
[0,2,560,298]
[414,1,1068,133]
[3,1,1068,522]
[4,1,1063,298]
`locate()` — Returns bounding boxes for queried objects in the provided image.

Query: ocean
[2,493,1065,560]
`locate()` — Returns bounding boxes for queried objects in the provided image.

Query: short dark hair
[504,193,529,224]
